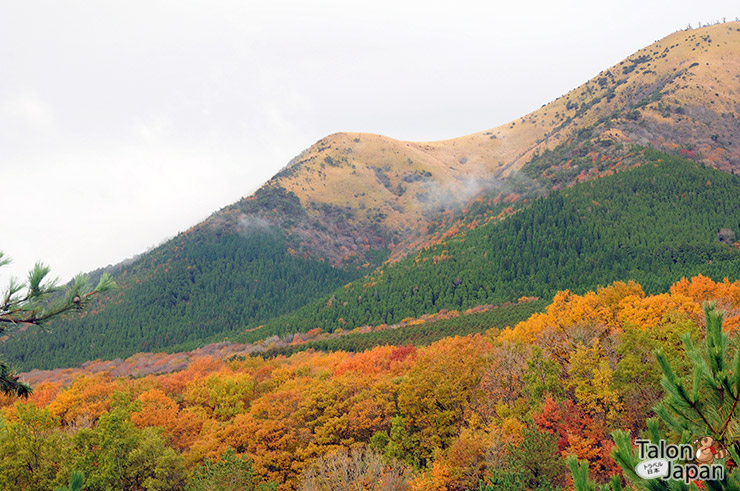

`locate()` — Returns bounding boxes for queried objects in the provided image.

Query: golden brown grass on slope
[207,23,740,265]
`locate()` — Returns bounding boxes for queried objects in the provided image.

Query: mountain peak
[192,23,740,267]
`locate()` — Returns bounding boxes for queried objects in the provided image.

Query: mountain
[215,21,740,263]
[6,23,740,371]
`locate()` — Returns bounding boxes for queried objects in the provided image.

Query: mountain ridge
[190,22,740,265]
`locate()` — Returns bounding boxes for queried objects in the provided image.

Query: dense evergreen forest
[3,230,359,370]
[232,150,740,343]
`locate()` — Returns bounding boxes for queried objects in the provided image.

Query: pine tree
[0,251,115,396]
[571,303,740,490]
[654,303,740,444]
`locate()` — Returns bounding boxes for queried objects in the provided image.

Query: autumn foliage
[3,275,740,489]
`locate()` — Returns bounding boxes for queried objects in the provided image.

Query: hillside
[5,23,740,371]
[225,150,740,344]
[3,228,360,369]
[19,299,547,388]
[8,149,740,370]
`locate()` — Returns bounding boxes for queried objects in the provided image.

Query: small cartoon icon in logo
[695,436,728,465]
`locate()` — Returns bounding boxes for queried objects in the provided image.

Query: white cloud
[1,90,55,131]
[136,112,174,143]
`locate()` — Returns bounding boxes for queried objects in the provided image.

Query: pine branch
[657,349,718,434]
[0,273,115,327]
[0,253,116,398]
[0,362,31,398]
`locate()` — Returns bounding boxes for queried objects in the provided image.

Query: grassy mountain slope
[221,22,740,264]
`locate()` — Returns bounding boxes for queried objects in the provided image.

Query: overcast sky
[1,1,738,283]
